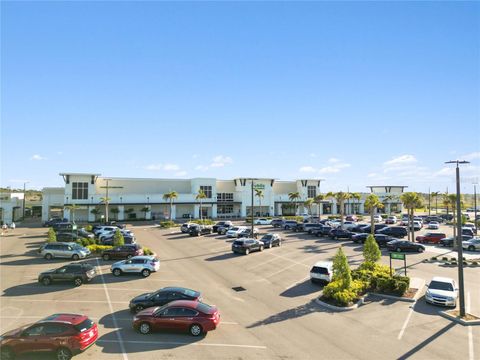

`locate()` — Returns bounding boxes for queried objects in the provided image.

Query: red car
[0,314,98,360]
[133,300,220,336]
[416,232,446,244]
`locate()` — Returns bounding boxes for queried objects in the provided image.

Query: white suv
[111,255,160,278]
[425,277,458,307]
[226,226,247,238]
[310,261,333,284]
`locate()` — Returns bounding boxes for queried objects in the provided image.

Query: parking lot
[1,221,479,360]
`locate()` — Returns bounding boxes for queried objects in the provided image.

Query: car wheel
[45,253,53,260]
[396,247,402,252]
[0,347,15,360]
[417,247,424,253]
[113,268,122,276]
[269,243,273,249]
[102,254,110,261]
[56,347,72,360]
[42,277,52,286]
[141,269,151,277]
[135,305,144,312]
[139,322,151,334]
[260,245,264,252]
[74,277,83,287]
[72,254,80,261]
[468,246,475,251]
[190,324,203,336]
[245,248,250,255]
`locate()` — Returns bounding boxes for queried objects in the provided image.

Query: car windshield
[74,318,94,332]
[429,281,454,292]
[196,302,213,314]
[72,244,84,250]
[230,227,239,231]
[182,289,198,297]
[262,235,273,240]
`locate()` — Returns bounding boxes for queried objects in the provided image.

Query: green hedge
[86,244,113,253]
[76,238,97,247]
[322,279,367,306]
[191,219,215,225]
[351,263,410,296]
[143,247,154,255]
[159,221,178,228]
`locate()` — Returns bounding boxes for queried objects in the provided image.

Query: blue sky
[1,1,479,193]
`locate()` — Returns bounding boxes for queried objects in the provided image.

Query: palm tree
[383,194,396,215]
[304,198,314,216]
[442,193,450,218]
[255,189,264,217]
[350,192,361,215]
[64,204,80,223]
[111,207,120,221]
[90,207,100,221]
[400,192,423,241]
[445,194,464,244]
[326,191,351,228]
[431,191,440,214]
[288,192,301,216]
[364,194,384,234]
[100,197,111,223]
[313,194,325,218]
[163,191,179,220]
[141,206,150,220]
[196,189,207,221]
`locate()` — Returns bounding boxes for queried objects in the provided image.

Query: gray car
[110,255,160,277]
[39,242,90,260]
[462,238,480,251]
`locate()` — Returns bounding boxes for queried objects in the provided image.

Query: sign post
[389,252,407,276]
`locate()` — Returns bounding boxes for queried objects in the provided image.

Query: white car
[427,221,440,230]
[425,277,458,307]
[254,218,272,225]
[226,226,247,238]
[462,238,480,251]
[327,220,341,228]
[111,256,160,277]
[93,226,119,236]
[341,221,357,230]
[99,229,133,241]
[373,215,383,223]
[310,261,333,284]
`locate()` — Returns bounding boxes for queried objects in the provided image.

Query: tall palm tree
[400,192,423,241]
[100,197,111,223]
[255,189,264,217]
[304,198,314,216]
[288,192,301,216]
[163,191,179,221]
[196,189,207,221]
[65,204,80,223]
[350,192,361,215]
[383,194,396,215]
[364,194,384,234]
[326,191,351,228]
[445,194,463,244]
[431,191,440,214]
[313,194,325,218]
[442,193,450,218]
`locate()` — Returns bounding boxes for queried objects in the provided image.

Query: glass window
[44,324,68,335]
[72,182,88,200]
[200,186,212,199]
[24,325,45,336]
[74,319,94,332]
[133,259,145,264]
[307,186,316,199]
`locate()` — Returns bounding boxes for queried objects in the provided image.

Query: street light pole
[474,183,478,235]
[251,180,254,236]
[445,160,469,318]
[22,181,28,220]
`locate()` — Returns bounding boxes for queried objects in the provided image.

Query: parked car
[271,219,284,228]
[43,217,68,227]
[424,216,444,224]
[217,224,235,235]
[377,226,408,238]
[310,261,333,284]
[254,218,272,225]
[188,225,212,236]
[133,300,220,336]
[427,221,440,230]
[345,215,358,222]
[52,222,76,232]
[439,235,473,247]
[238,227,259,238]
[260,233,281,248]
[78,228,94,239]
[463,223,477,232]
[359,224,388,233]
[351,233,370,244]
[462,227,475,237]
[385,216,397,225]
[100,233,136,245]
[425,277,458,307]
[226,226,247,238]
[111,256,160,277]
[55,232,85,242]
[38,263,97,286]
[301,223,322,233]
[231,238,264,255]
[102,244,143,260]
[329,228,353,240]
[212,221,233,232]
[39,242,90,260]
[129,287,202,313]
[373,215,383,223]
[98,229,133,241]
[439,214,454,221]
[386,240,425,253]
[282,220,299,230]
[93,226,119,236]
[312,225,332,237]
[462,238,480,251]
[292,222,305,232]
[351,233,396,247]
[0,314,98,360]
[340,221,358,230]
[400,219,409,226]
[350,223,369,233]
[416,233,447,244]
[181,223,194,233]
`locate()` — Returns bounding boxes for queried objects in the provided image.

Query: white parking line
[398,302,416,340]
[97,339,267,349]
[265,253,320,279]
[468,292,474,360]
[96,259,129,360]
[11,298,129,304]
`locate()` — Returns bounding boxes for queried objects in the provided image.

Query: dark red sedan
[133,300,220,336]
[0,313,98,360]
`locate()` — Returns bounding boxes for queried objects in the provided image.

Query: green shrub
[381,214,388,219]
[472,261,478,266]
[143,247,154,255]
[431,256,437,261]
[47,228,56,242]
[442,257,448,261]
[363,235,381,263]
[191,219,215,225]
[159,220,177,228]
[323,279,365,306]
[86,244,113,253]
[84,225,93,232]
[332,288,359,306]
[76,238,96,247]
[327,215,341,220]
[356,215,364,221]
[113,229,124,246]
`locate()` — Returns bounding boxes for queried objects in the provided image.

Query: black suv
[129,287,202,313]
[329,229,353,240]
[43,217,68,227]
[38,263,96,287]
[212,221,232,233]
[377,226,407,238]
[102,244,143,260]
[271,219,284,228]
[232,239,264,255]
[260,233,281,248]
[312,226,332,237]
[189,225,212,236]
[238,228,259,238]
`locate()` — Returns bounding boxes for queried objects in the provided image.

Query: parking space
[1,222,478,359]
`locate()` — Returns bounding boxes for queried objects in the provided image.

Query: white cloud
[367,173,378,178]
[309,153,317,158]
[195,155,233,171]
[163,163,180,171]
[384,154,417,167]
[461,152,480,161]
[328,158,340,163]
[299,166,316,173]
[145,163,181,172]
[145,164,163,171]
[31,154,46,161]
[195,165,209,172]
[192,154,199,159]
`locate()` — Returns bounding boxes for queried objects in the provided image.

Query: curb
[369,292,416,303]
[439,311,480,326]
[315,296,366,312]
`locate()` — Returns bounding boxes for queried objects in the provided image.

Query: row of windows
[199,185,212,199]
[217,193,233,201]
[217,205,234,214]
[72,182,89,200]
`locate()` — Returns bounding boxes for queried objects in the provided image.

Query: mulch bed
[446,310,479,321]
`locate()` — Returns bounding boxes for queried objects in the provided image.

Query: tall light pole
[474,182,478,235]
[22,181,29,220]
[445,160,469,317]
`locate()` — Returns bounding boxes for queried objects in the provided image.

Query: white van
[310,261,333,284]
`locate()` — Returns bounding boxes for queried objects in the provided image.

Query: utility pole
[251,180,254,236]
[445,160,469,318]
[100,179,123,224]
[428,187,431,216]
[22,181,29,220]
[474,182,478,235]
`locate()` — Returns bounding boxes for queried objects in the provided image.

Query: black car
[232,238,264,255]
[377,226,408,238]
[102,244,143,260]
[440,235,473,247]
[329,229,353,240]
[101,233,136,245]
[189,225,212,236]
[439,214,454,221]
[374,234,398,247]
[55,232,84,242]
[271,219,284,228]
[217,224,234,235]
[312,226,332,237]
[238,228,259,238]
[303,224,323,234]
[386,240,425,253]
[359,224,388,233]
[260,233,281,248]
[43,217,68,227]
[38,263,96,287]
[423,216,444,224]
[129,287,202,313]
[52,222,75,232]
[212,221,233,233]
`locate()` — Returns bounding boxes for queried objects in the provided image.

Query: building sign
[390,252,405,260]
[253,184,265,190]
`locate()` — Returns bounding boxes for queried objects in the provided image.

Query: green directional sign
[253,184,265,190]
[390,252,405,260]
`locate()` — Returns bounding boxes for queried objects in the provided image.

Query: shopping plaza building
[39,173,407,223]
